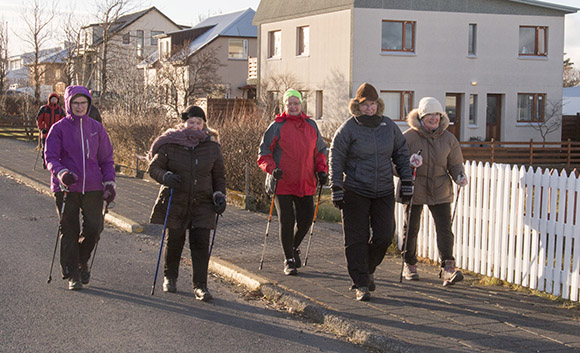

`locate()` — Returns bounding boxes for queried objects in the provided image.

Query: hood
[48,92,60,105]
[206,127,220,143]
[274,111,309,123]
[406,107,450,136]
[348,98,385,117]
[64,85,92,119]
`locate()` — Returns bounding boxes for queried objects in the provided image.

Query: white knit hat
[418,97,444,118]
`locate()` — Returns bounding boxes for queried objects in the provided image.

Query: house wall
[351,8,565,142]
[258,9,352,127]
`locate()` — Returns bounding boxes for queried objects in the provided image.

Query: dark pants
[55,191,103,279]
[164,227,211,286]
[403,203,455,265]
[342,190,395,288]
[274,194,314,260]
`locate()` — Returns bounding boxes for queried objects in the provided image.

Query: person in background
[87,91,102,123]
[258,89,328,276]
[148,105,226,302]
[400,97,467,286]
[36,93,65,168]
[44,85,116,290]
[329,83,413,301]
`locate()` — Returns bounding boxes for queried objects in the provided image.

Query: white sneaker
[403,263,420,280]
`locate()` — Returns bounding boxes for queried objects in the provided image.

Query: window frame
[468,24,477,56]
[518,26,548,56]
[268,30,282,59]
[297,26,310,56]
[517,93,545,122]
[469,94,478,125]
[151,31,163,46]
[381,20,415,53]
[379,90,414,121]
[122,32,130,45]
[228,38,248,60]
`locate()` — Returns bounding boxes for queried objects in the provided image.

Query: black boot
[194,283,212,302]
[79,263,91,285]
[163,277,177,293]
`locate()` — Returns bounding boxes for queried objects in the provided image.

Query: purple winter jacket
[45,85,115,193]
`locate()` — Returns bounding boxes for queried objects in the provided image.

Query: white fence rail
[395,161,580,302]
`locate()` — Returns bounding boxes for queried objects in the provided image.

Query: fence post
[135,155,140,177]
[567,139,571,168]
[491,138,495,163]
[529,139,533,166]
[245,162,249,198]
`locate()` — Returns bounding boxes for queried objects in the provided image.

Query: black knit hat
[181,105,206,122]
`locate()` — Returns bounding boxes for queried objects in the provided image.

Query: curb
[209,256,414,353]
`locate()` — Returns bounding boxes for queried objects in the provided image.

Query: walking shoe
[368,274,376,292]
[403,263,420,281]
[68,279,83,290]
[284,258,298,275]
[79,263,90,285]
[163,277,177,293]
[441,260,464,286]
[293,248,302,268]
[355,286,370,301]
[194,285,213,302]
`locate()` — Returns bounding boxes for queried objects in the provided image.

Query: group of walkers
[40,82,468,303]
[259,84,468,301]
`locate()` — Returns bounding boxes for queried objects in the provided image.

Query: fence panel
[394,161,580,302]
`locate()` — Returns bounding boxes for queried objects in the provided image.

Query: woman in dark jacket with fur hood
[148,105,226,302]
[401,97,468,286]
[329,83,413,301]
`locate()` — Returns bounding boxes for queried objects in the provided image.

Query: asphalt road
[0,174,370,353]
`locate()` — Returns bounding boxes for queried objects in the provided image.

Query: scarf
[147,127,208,161]
[355,114,383,128]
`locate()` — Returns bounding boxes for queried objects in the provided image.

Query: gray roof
[187,8,257,56]
[253,0,578,24]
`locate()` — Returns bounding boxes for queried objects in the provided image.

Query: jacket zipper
[80,117,86,193]
[373,130,378,196]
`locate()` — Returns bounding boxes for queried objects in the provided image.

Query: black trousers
[403,203,455,266]
[274,194,314,260]
[164,227,211,286]
[55,191,103,279]
[342,190,395,288]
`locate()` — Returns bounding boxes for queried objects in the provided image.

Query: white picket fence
[395,161,580,302]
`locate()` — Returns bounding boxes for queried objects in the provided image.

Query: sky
[1,0,579,65]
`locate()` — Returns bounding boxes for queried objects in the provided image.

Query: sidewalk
[1,137,579,353]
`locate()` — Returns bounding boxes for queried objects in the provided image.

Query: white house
[253,0,578,142]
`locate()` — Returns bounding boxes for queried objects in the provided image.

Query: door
[445,93,462,140]
[486,94,502,141]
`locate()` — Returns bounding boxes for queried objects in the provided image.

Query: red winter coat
[258,112,328,197]
[36,93,65,138]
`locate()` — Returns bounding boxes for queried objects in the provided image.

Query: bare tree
[529,99,564,143]
[17,0,58,102]
[0,21,8,92]
[563,57,580,88]
[258,72,307,120]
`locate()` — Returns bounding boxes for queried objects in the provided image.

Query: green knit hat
[283,89,302,104]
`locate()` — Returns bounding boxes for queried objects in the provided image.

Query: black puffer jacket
[148,130,225,230]
[329,98,412,198]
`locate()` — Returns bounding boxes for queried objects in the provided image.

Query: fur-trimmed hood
[349,98,385,117]
[406,108,450,136]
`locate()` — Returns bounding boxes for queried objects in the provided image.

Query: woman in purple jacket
[45,85,116,290]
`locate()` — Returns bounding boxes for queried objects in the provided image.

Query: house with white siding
[253,0,578,142]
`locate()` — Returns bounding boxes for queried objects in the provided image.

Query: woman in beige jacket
[401,97,468,286]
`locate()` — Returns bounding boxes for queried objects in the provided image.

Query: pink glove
[456,172,468,187]
[409,153,423,168]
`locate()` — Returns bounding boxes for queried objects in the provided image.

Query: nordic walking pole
[259,181,278,270]
[47,191,67,284]
[304,183,323,266]
[400,150,421,283]
[208,214,220,259]
[90,200,114,272]
[33,135,41,171]
[151,189,173,296]
[451,186,462,228]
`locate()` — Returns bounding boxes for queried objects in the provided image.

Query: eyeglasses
[71,101,89,107]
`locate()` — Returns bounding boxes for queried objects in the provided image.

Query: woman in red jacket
[36,92,65,168]
[258,89,328,275]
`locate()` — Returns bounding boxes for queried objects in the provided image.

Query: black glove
[272,168,283,180]
[213,192,226,215]
[317,171,328,186]
[331,186,345,209]
[400,179,414,204]
[41,129,48,134]
[58,170,78,187]
[163,172,181,189]
[103,183,116,203]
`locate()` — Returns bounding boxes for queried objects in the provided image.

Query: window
[228,39,248,59]
[518,93,545,122]
[381,20,415,52]
[136,30,144,56]
[315,90,323,120]
[123,32,130,45]
[380,91,413,120]
[519,26,547,56]
[268,91,282,114]
[268,30,281,58]
[468,24,477,56]
[469,94,477,125]
[151,31,163,46]
[297,26,309,56]
[300,91,308,114]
